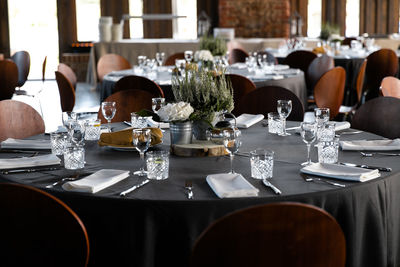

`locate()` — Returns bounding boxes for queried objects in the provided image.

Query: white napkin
[1,138,51,150]
[334,121,351,131]
[147,117,169,129]
[62,169,130,193]
[340,139,400,151]
[301,162,380,182]
[235,114,264,128]
[0,154,61,170]
[206,173,259,198]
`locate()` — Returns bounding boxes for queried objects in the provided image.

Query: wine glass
[155,52,165,66]
[152,98,165,113]
[101,101,116,132]
[300,121,317,166]
[314,107,330,140]
[62,111,77,137]
[277,100,292,136]
[132,128,152,176]
[184,50,193,63]
[223,128,242,174]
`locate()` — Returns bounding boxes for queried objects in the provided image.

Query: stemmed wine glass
[132,128,152,176]
[223,128,242,174]
[152,98,165,113]
[277,100,292,136]
[62,111,77,136]
[155,52,165,67]
[184,50,193,63]
[101,101,116,132]
[300,121,317,166]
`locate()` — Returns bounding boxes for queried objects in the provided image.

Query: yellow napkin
[98,127,163,148]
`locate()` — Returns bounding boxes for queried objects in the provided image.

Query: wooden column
[100,0,130,38]
[290,0,308,37]
[143,0,173,38]
[57,0,77,59]
[0,0,10,58]
[322,0,346,36]
[360,0,399,35]
[197,0,219,30]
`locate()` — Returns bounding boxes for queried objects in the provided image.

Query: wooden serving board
[171,140,228,157]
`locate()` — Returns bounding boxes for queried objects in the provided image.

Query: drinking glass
[184,50,193,63]
[155,52,165,66]
[146,151,169,180]
[314,107,330,139]
[101,101,116,132]
[268,112,283,134]
[50,132,69,156]
[70,120,86,145]
[132,128,152,176]
[62,111,77,136]
[250,149,274,179]
[318,137,339,164]
[223,128,242,174]
[64,145,85,170]
[84,119,101,140]
[277,100,292,136]
[137,55,147,69]
[300,121,317,166]
[131,112,148,128]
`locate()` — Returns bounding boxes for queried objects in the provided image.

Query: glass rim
[250,148,274,156]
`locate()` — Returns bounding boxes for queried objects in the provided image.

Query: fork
[185,180,194,199]
[46,174,80,188]
[300,173,345,187]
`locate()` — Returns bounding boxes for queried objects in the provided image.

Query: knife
[262,179,282,194]
[120,179,150,197]
[1,166,60,174]
[123,121,132,127]
[339,162,392,172]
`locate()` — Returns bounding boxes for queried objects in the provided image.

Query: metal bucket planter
[170,121,193,145]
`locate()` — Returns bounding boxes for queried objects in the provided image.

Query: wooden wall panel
[57,0,77,59]
[290,0,308,36]
[0,0,10,58]
[322,0,346,36]
[100,0,130,38]
[360,0,399,35]
[197,0,219,30]
[143,0,172,38]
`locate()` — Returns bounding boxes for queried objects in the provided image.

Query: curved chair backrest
[98,89,153,123]
[352,96,400,139]
[11,50,30,87]
[229,48,249,64]
[114,75,164,97]
[314,67,346,119]
[0,183,89,266]
[58,63,77,89]
[0,59,18,100]
[0,100,45,142]
[97,53,131,82]
[236,86,304,121]
[191,202,346,267]
[225,74,256,116]
[364,48,398,101]
[307,54,335,96]
[257,50,278,64]
[356,59,367,103]
[380,76,400,99]
[283,50,317,89]
[164,52,185,66]
[42,56,47,82]
[55,71,76,112]
[342,37,357,46]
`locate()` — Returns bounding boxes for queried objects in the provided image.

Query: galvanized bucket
[170,121,193,145]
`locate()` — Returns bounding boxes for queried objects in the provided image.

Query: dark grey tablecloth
[1,122,400,267]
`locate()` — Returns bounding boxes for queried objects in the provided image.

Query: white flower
[157,102,194,122]
[194,50,214,62]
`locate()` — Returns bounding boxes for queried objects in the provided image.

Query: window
[307,0,322,38]
[345,0,360,36]
[76,0,101,41]
[172,0,197,39]
[129,0,144,38]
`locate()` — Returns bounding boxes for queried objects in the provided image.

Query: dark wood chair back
[363,48,398,101]
[0,183,89,266]
[42,56,47,82]
[58,63,77,89]
[356,59,367,103]
[283,50,317,89]
[229,48,249,64]
[98,89,153,123]
[55,71,76,112]
[380,76,400,99]
[11,50,30,87]
[225,74,256,116]
[236,86,304,121]
[352,96,400,139]
[307,54,335,97]
[342,37,357,46]
[0,59,18,100]
[97,53,131,82]
[164,52,185,66]
[0,100,45,142]
[257,50,278,64]
[114,75,164,97]
[191,202,346,267]
[314,67,346,119]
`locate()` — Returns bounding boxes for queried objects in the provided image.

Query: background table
[1,122,400,267]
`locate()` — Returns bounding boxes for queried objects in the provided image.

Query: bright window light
[172,0,197,39]
[307,0,322,38]
[345,0,359,36]
[129,0,144,38]
[76,0,101,41]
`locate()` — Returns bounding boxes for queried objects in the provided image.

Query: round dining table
[1,121,400,267]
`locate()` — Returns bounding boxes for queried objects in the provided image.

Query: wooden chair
[229,48,249,64]
[191,202,346,267]
[307,54,335,98]
[363,48,398,102]
[42,56,47,82]
[0,183,89,266]
[342,37,357,46]
[235,86,304,121]
[97,53,131,82]
[352,96,400,139]
[114,75,164,97]
[225,74,256,116]
[0,59,18,100]
[58,63,77,90]
[0,100,45,142]
[55,71,76,112]
[164,52,185,66]
[283,50,317,89]
[11,50,30,87]
[380,76,400,98]
[314,67,346,119]
[98,89,153,123]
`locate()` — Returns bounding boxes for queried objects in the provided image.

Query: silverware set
[120,179,150,197]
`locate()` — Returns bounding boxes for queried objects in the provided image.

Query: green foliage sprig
[199,35,227,56]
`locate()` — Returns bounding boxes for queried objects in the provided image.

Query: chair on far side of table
[58,63,77,90]
[225,74,256,116]
[191,202,346,267]
[165,52,185,66]
[55,71,76,112]
[98,89,153,123]
[283,50,317,90]
[114,75,164,98]
[11,50,30,95]
[307,54,335,100]
[380,76,400,98]
[257,50,278,65]
[97,54,131,82]
[0,59,18,100]
[0,100,45,142]
[229,48,249,64]
[235,86,304,121]
[0,183,90,267]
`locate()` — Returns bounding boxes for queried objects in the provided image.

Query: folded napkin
[147,117,169,129]
[1,138,51,150]
[98,127,163,148]
[340,139,400,151]
[0,154,61,170]
[62,169,130,193]
[334,121,351,131]
[206,173,259,198]
[301,162,380,182]
[235,114,264,128]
